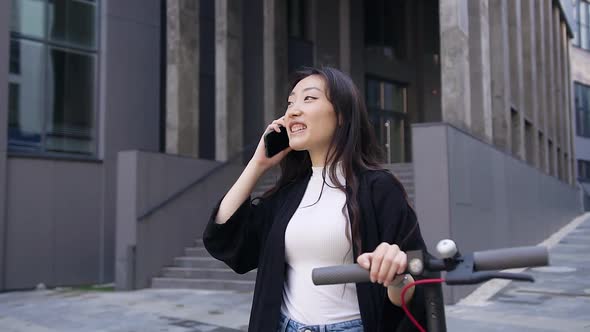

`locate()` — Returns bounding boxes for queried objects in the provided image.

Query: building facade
[0,0,580,303]
[571,0,590,209]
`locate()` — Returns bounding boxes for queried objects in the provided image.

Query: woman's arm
[216,119,291,224]
[215,161,266,224]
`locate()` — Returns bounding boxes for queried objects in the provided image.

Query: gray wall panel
[0,0,10,290]
[414,123,579,303]
[105,0,160,27]
[101,0,161,281]
[5,159,55,288]
[53,163,102,285]
[115,151,243,289]
[5,158,102,289]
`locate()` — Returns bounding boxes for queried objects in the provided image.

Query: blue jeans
[277,313,364,332]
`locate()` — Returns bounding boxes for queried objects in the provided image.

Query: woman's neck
[308,146,330,167]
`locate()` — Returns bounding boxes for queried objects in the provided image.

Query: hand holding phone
[264,126,290,158]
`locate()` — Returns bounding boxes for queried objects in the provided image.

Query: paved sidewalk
[0,213,589,331]
[446,213,590,331]
[0,288,252,332]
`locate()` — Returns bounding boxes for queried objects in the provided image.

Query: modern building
[571,0,590,209]
[0,0,580,303]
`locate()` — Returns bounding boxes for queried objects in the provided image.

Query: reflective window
[8,0,98,156]
[366,78,408,163]
[573,0,590,50]
[575,82,590,138]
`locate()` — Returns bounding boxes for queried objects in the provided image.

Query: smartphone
[264,126,289,158]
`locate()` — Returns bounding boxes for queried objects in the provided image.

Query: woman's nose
[286,107,302,118]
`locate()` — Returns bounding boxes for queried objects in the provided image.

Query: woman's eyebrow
[289,87,323,96]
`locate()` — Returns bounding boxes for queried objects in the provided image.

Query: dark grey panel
[52,163,102,285]
[413,123,579,304]
[5,159,55,288]
[0,0,10,290]
[101,7,162,281]
[105,0,161,28]
[4,158,102,289]
[199,0,216,159]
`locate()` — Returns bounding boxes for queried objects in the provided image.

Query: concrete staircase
[151,238,257,292]
[384,163,415,206]
[151,163,414,292]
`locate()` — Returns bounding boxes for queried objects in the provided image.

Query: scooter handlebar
[473,246,549,271]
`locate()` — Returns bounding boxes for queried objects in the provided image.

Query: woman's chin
[288,142,307,151]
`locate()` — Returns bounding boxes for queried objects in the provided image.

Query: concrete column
[263,0,288,126]
[535,0,550,174]
[545,0,556,176]
[521,0,540,167]
[0,0,10,291]
[468,0,493,143]
[565,42,575,185]
[166,0,200,157]
[215,0,243,161]
[561,24,573,184]
[439,0,472,130]
[553,8,563,179]
[507,0,525,160]
[489,0,511,151]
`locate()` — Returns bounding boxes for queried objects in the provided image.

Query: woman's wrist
[387,274,415,306]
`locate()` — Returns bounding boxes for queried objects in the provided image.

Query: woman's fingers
[361,243,407,286]
[270,116,286,132]
[357,253,373,270]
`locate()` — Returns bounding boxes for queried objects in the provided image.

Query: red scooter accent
[401,278,446,332]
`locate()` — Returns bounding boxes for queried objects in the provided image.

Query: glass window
[578,160,590,180]
[366,78,408,163]
[364,0,407,60]
[8,0,98,156]
[287,0,307,40]
[8,39,46,151]
[575,0,590,50]
[10,0,46,38]
[575,82,590,137]
[45,49,95,154]
[48,0,97,48]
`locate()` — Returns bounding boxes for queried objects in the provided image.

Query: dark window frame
[575,82,590,138]
[8,0,100,159]
[365,75,410,163]
[573,0,590,51]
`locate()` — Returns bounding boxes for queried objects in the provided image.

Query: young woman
[204,67,427,331]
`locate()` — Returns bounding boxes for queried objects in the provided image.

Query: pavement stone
[1,214,589,331]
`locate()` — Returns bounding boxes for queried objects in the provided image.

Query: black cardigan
[203,169,428,331]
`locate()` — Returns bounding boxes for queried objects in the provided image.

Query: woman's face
[284,75,338,157]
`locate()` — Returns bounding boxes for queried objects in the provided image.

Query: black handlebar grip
[473,246,549,271]
[312,264,370,285]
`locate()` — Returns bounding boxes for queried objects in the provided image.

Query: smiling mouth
[290,124,307,134]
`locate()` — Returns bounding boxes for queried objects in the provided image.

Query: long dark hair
[263,66,408,254]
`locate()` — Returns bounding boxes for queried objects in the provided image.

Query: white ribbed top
[280,165,361,324]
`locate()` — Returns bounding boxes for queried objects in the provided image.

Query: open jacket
[203,168,428,331]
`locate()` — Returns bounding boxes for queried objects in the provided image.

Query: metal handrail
[137,142,258,221]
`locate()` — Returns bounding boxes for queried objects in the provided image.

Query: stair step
[185,247,209,256]
[151,278,255,292]
[162,267,256,281]
[174,256,227,269]
[194,238,204,247]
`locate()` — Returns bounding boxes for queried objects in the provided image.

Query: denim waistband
[277,312,364,332]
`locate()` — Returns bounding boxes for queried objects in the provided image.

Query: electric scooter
[312,239,549,332]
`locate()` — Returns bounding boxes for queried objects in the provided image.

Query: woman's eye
[304,96,317,101]
[287,101,293,107]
